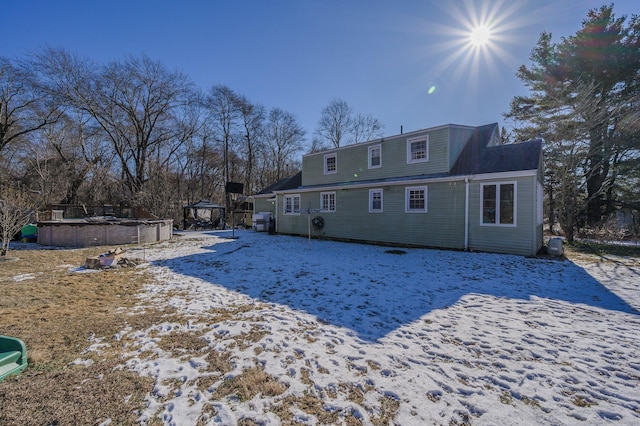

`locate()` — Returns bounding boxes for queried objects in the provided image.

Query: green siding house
[253,123,544,256]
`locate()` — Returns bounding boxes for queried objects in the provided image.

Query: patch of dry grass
[212,366,288,402]
[275,392,342,425]
[234,325,268,350]
[564,240,640,264]
[271,388,384,426]
[0,246,168,424]
[0,245,406,424]
[1,248,146,365]
[571,395,597,408]
[153,329,210,357]
[0,359,153,425]
[371,394,401,426]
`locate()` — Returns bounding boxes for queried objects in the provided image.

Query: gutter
[273,174,472,195]
[272,169,537,195]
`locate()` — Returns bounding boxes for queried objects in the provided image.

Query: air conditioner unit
[252,212,271,231]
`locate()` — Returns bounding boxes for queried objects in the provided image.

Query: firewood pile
[84,248,143,269]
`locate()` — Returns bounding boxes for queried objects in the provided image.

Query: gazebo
[182,200,226,230]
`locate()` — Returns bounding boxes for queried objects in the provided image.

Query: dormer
[301,123,499,187]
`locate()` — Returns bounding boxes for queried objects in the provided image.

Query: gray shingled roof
[450,123,542,175]
[449,123,497,175]
[256,171,302,195]
[473,139,543,174]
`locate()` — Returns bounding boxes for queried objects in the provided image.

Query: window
[324,153,337,174]
[368,145,381,169]
[320,192,336,212]
[284,194,300,215]
[369,189,383,212]
[407,136,428,164]
[405,186,427,212]
[481,182,516,225]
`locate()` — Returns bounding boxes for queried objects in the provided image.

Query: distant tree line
[0,47,382,228]
[505,4,640,241]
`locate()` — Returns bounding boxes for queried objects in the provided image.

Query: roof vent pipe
[400,125,403,135]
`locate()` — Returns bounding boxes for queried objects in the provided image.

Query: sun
[400,0,532,99]
[418,0,528,93]
[468,25,492,48]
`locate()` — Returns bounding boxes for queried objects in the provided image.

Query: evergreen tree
[506,4,640,240]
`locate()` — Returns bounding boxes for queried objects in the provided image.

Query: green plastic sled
[0,335,28,382]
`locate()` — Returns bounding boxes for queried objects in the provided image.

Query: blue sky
[3,0,637,145]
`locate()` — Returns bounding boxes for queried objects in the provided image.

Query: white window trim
[368,144,382,169]
[406,136,429,164]
[324,153,337,174]
[283,194,301,215]
[369,188,383,213]
[405,186,428,213]
[320,191,336,212]
[480,181,517,227]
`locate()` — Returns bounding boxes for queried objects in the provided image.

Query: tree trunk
[546,181,555,233]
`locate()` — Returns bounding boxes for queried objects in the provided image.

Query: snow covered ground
[90,230,640,425]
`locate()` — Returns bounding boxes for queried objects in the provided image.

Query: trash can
[548,237,564,256]
[21,224,37,243]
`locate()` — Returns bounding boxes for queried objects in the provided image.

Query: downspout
[464,178,470,251]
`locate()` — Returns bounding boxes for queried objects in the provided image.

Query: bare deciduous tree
[237,95,265,195]
[32,112,107,205]
[315,98,384,148]
[0,57,62,156]
[205,85,240,185]
[351,112,384,144]
[0,184,35,256]
[308,136,331,153]
[315,98,352,148]
[265,108,305,182]
[35,48,198,202]
[204,85,243,213]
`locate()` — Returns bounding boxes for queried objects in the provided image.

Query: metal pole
[231,194,237,238]
[307,204,311,249]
